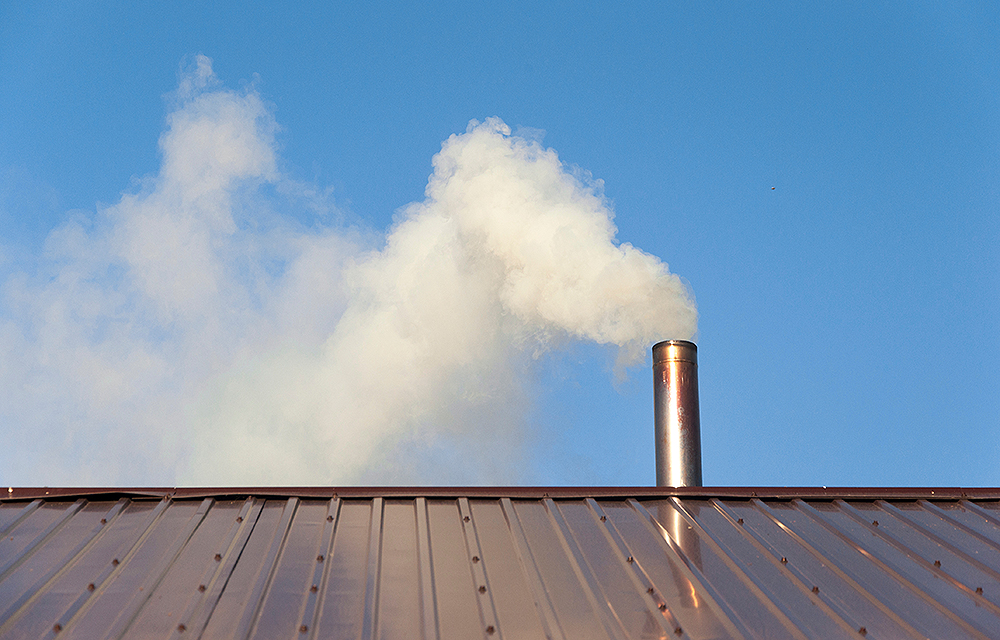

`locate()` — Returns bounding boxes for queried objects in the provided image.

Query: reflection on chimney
[656,500,704,607]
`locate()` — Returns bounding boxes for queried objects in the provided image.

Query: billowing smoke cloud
[0,56,696,486]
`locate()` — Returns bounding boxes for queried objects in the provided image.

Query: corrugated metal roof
[2,489,1000,639]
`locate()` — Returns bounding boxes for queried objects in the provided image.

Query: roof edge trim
[4,486,1000,502]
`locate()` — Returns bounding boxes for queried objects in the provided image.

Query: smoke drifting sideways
[0,56,697,486]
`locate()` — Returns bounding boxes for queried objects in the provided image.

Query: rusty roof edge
[3,486,1000,502]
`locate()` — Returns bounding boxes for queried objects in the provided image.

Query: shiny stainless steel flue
[653,340,702,487]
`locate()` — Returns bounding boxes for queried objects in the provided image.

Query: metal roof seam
[786,497,967,639]
[706,498,870,639]
[296,497,341,640]
[170,497,264,640]
[791,499,992,640]
[44,497,173,639]
[921,500,1000,556]
[954,500,1000,540]
[541,498,629,640]
[359,496,385,640]
[0,499,86,583]
[0,498,128,636]
[109,497,216,640]
[458,497,501,640]
[582,498,690,639]
[0,498,43,537]
[753,498,927,639]
[236,496,300,640]
[498,497,567,640]
[413,497,440,640]
[832,499,1000,625]
[627,499,760,640]
[869,501,1000,602]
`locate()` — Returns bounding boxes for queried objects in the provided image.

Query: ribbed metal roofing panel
[2,491,1000,639]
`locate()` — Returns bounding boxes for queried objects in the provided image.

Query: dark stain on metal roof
[1,489,999,639]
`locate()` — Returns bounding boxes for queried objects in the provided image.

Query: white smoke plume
[0,56,696,486]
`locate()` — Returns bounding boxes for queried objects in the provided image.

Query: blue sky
[1,2,997,487]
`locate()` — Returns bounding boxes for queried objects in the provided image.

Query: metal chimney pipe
[653,340,702,487]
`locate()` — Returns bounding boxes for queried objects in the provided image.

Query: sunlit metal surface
[653,340,702,487]
[2,490,1000,639]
